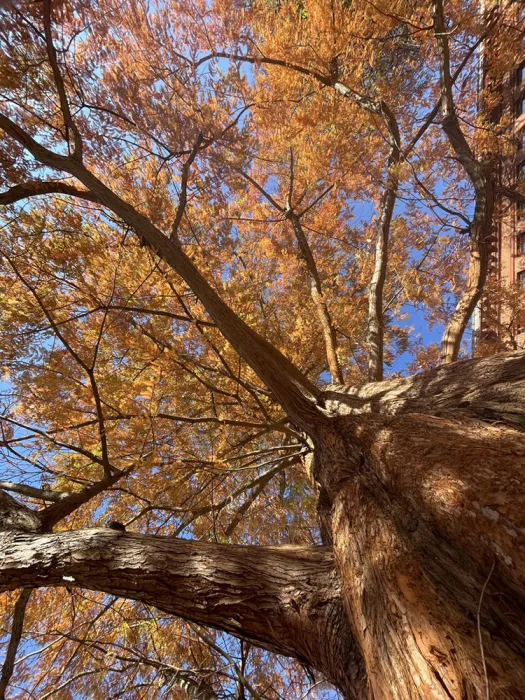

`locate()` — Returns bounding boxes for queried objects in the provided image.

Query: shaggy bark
[312,351,525,698]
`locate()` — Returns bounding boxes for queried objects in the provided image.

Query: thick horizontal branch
[0,529,363,696]
[324,351,525,428]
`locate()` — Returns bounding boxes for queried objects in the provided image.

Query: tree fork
[313,352,525,698]
[0,111,327,435]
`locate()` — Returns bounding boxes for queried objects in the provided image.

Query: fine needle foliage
[0,0,524,698]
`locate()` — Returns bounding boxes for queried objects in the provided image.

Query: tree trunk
[316,350,525,698]
[2,353,525,698]
[433,0,496,366]
[366,164,398,383]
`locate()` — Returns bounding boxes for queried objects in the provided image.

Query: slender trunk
[331,84,401,383]
[433,0,495,365]
[439,245,485,364]
[288,212,344,384]
[439,170,494,364]
[367,161,399,382]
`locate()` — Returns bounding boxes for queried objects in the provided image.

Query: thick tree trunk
[1,355,525,697]
[316,351,525,698]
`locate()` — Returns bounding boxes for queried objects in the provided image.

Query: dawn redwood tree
[0,0,525,697]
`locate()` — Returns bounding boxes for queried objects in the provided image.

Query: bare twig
[0,588,33,700]
[188,623,262,700]
[477,558,496,700]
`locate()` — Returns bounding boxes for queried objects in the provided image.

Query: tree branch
[497,186,525,206]
[0,181,100,206]
[0,490,42,533]
[0,529,363,696]
[42,0,83,159]
[0,112,326,435]
[0,588,33,700]
[170,133,204,242]
[41,469,127,529]
[236,166,343,383]
[0,481,69,503]
[432,0,495,365]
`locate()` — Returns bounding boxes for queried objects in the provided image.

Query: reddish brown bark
[1,353,525,697]
[312,351,525,698]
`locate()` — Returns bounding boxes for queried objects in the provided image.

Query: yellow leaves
[136,364,162,401]
[0,0,517,692]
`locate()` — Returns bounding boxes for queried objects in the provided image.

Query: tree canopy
[0,0,524,697]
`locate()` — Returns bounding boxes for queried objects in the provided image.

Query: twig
[477,557,496,700]
[0,588,33,700]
